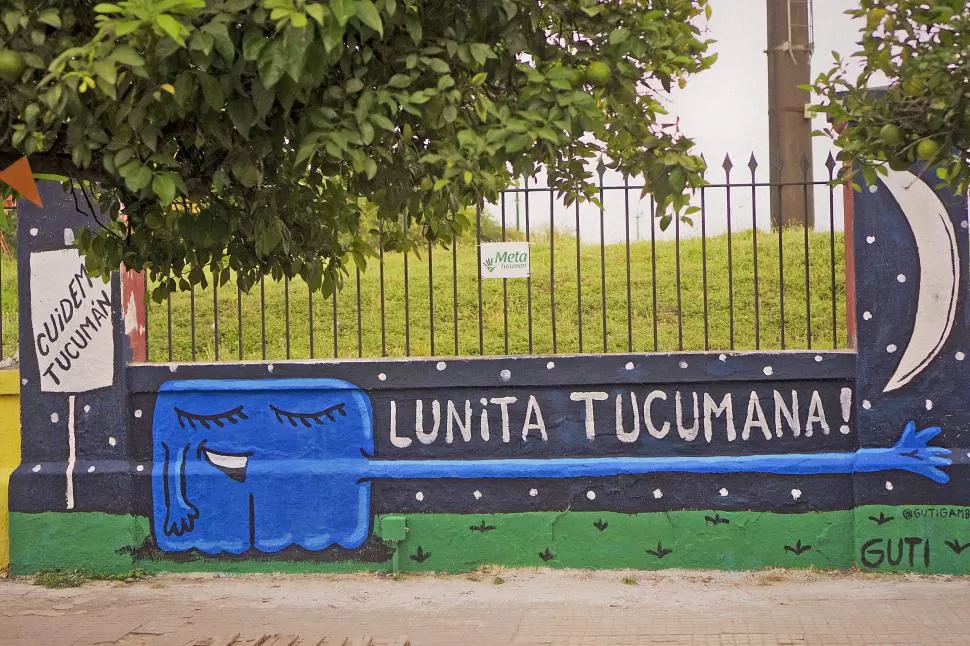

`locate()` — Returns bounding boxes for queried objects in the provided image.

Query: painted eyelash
[270,403,347,427]
[174,406,249,430]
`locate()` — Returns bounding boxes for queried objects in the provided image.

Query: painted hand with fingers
[161,441,200,536]
[854,421,952,484]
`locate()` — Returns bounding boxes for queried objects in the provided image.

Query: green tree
[0,0,715,299]
[812,0,970,190]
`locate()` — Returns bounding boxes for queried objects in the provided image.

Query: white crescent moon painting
[879,170,961,393]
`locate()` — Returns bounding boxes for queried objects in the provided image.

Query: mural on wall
[851,166,970,572]
[6,164,970,575]
[149,374,949,555]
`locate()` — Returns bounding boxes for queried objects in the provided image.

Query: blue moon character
[151,378,373,555]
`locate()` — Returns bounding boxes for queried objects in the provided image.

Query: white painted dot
[862,400,872,410]
[678,361,688,369]
[168,365,178,373]
[499,369,511,382]
[473,490,482,500]
[866,235,876,244]
[415,491,424,502]
[924,399,933,411]
[586,490,596,501]
[887,344,898,353]
[83,405,91,413]
[956,352,966,361]
[50,413,59,423]
[862,311,872,321]
[652,489,663,499]
[267,364,275,372]
[31,464,41,473]
[134,409,143,419]
[29,227,38,236]
[87,465,96,473]
[868,185,878,194]
[840,424,850,435]
[378,373,387,381]
[546,361,555,370]
[20,378,27,386]
[624,362,634,370]
[814,355,823,362]
[108,437,116,447]
[885,481,894,491]
[718,354,727,362]
[763,366,773,376]
[719,488,729,497]
[897,274,906,283]
[962,220,969,230]
[529,488,538,497]
[436,361,447,371]
[64,228,75,246]
[480,398,489,406]
[790,489,802,501]
[136,465,144,472]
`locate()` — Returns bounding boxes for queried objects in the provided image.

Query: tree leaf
[156,15,188,47]
[200,75,224,110]
[257,39,287,88]
[330,0,356,25]
[355,0,383,36]
[152,173,177,205]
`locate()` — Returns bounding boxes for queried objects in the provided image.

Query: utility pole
[766,0,814,228]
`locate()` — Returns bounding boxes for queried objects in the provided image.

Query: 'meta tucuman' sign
[480,241,530,279]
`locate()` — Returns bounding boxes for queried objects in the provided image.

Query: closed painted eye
[174,405,248,430]
[270,403,347,427]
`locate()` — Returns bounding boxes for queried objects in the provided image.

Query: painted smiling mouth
[198,442,251,483]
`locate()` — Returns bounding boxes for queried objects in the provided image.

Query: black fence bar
[189,284,197,361]
[549,188,557,354]
[236,283,243,361]
[260,277,267,360]
[700,185,709,351]
[379,220,387,357]
[452,232,459,355]
[750,154,761,350]
[575,196,583,353]
[524,176,534,354]
[501,192,509,355]
[598,163,607,353]
[802,157,812,350]
[827,153,839,349]
[166,293,173,362]
[284,277,291,360]
[649,195,658,352]
[428,239,435,357]
[213,279,219,361]
[332,283,338,358]
[308,287,315,360]
[724,155,735,351]
[476,205,484,355]
[137,159,845,363]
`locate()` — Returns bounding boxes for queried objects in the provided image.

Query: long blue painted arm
[361,422,951,484]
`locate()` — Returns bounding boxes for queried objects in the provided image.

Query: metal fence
[142,152,848,363]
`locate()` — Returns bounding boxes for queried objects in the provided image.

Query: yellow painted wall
[0,370,21,572]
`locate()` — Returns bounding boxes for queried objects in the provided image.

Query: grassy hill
[145,228,847,362]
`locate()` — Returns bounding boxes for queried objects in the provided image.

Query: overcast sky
[503,0,866,242]
[672,0,861,174]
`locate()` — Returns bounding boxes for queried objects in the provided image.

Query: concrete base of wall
[9,505,969,575]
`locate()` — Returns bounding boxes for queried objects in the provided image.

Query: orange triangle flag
[0,156,42,208]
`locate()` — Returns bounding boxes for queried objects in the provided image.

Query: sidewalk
[2,568,968,646]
